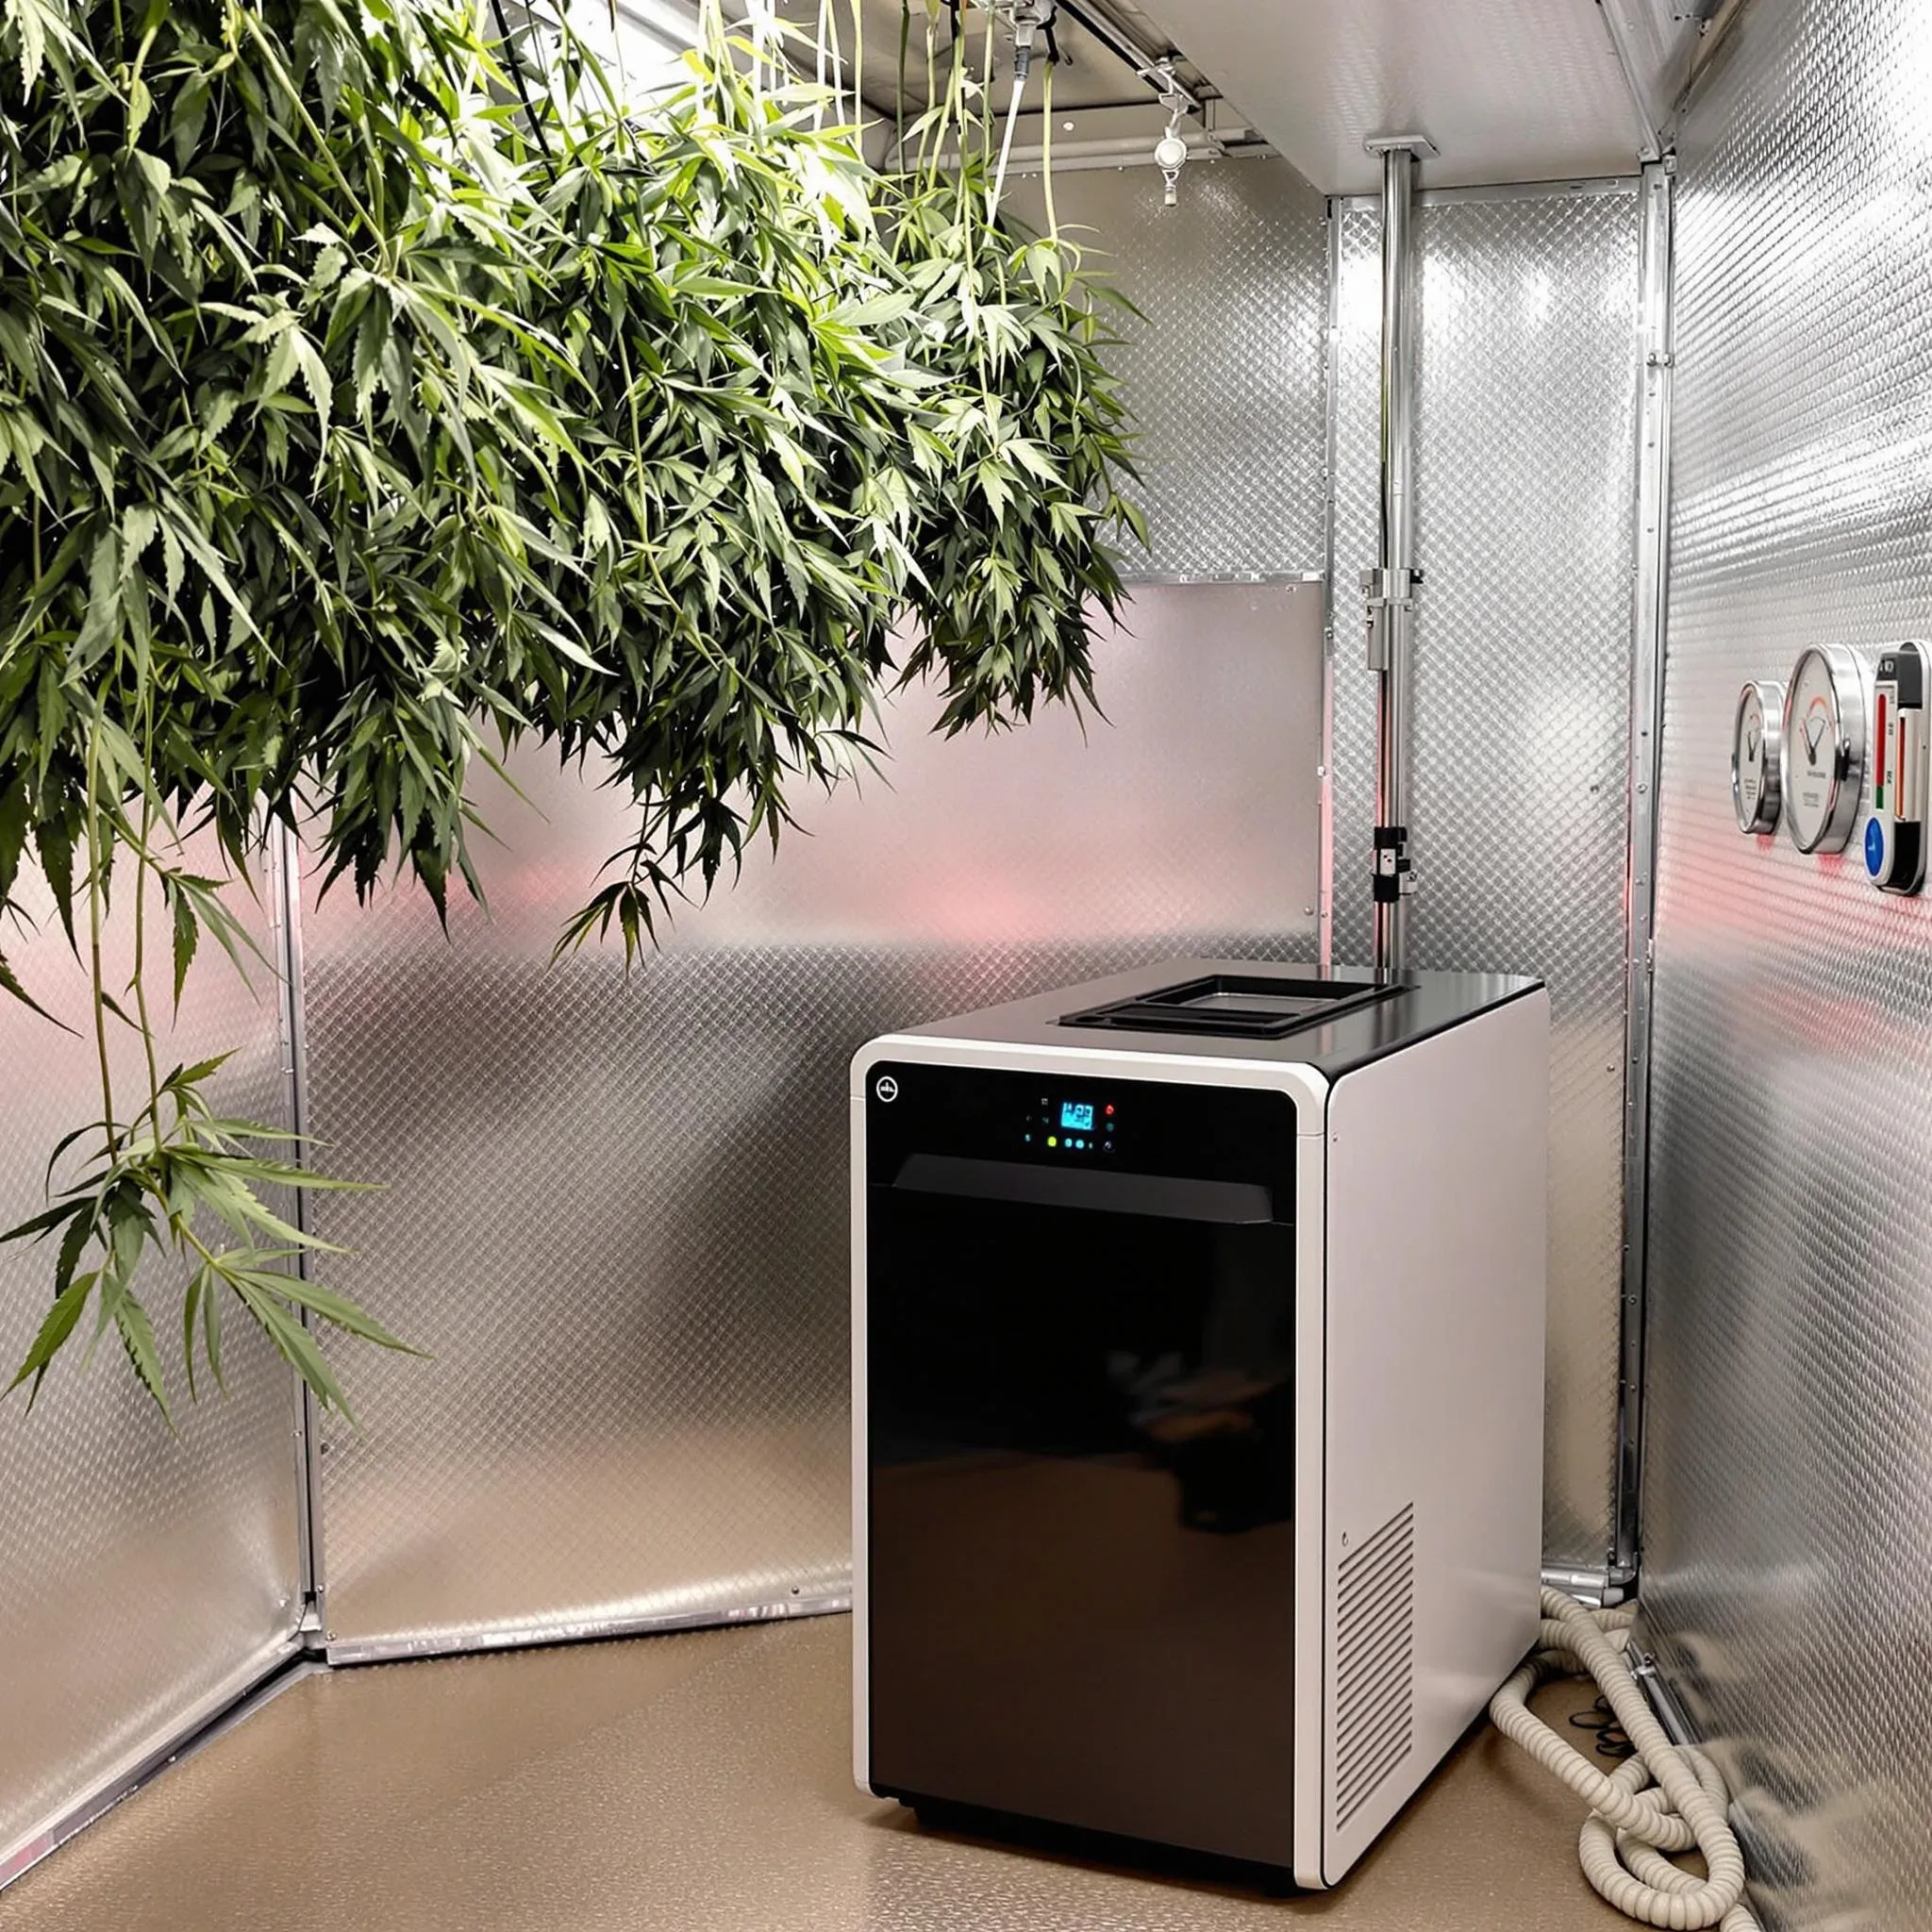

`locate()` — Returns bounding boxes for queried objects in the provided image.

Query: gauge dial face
[1733,681,1783,834]
[1781,646,1866,854]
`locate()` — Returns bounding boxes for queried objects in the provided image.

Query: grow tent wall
[1638,0,1932,1924]
[1,144,1655,1859]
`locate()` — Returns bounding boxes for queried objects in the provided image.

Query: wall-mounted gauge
[1781,645,1865,855]
[1867,641,1929,895]
[1732,681,1783,834]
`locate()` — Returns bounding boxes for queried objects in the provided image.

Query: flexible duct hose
[1490,1590,1759,1931]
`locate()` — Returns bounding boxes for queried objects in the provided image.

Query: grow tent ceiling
[762,0,1715,192]
[1137,0,1706,192]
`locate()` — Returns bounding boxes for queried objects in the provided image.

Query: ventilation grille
[1333,1504,1415,1830]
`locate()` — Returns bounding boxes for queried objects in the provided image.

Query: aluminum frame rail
[1364,138,1429,981]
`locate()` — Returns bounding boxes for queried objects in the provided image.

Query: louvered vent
[1333,1503,1415,1830]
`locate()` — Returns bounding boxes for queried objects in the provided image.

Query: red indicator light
[1105,1105,1115,1116]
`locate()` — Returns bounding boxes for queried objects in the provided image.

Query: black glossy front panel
[863,1062,1299,1868]
[863,1061,1297,1202]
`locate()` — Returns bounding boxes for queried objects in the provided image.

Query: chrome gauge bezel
[1780,645,1866,856]
[1732,679,1784,835]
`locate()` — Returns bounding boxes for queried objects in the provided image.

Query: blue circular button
[1866,815,1888,878]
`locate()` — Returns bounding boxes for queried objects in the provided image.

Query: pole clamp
[1372,824,1414,904]
[1360,566,1423,670]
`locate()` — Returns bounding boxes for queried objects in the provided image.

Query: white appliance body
[852,961,1547,1889]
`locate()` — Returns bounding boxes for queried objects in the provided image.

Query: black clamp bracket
[1372,824,1414,905]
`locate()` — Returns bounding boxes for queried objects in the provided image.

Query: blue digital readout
[1059,1101,1096,1131]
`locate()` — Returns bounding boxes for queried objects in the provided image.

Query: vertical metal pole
[268,820,328,1646]
[1318,198,1342,974]
[1368,142,1424,981]
[1612,158,1676,1590]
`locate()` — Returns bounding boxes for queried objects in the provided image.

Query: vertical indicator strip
[1876,691,1888,809]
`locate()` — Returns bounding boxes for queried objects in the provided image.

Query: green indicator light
[1047,1136,1058,1148]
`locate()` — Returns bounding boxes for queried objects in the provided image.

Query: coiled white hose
[1490,1589,1759,1931]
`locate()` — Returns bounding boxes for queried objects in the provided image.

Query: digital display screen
[1059,1102,1095,1131]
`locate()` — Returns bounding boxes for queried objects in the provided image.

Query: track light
[1154,65,1187,206]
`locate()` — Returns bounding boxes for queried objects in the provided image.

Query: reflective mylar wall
[0,853,301,1880]
[1641,1,1932,1924]
[301,580,1326,1657]
[1331,185,1645,1570]
[294,151,1335,1659]
[1024,158,1331,578]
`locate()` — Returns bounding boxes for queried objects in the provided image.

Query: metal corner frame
[0,1648,316,1892]
[266,821,327,1644]
[1625,1615,1700,1753]
[1332,175,1641,217]
[324,1590,853,1669]
[1667,0,1754,146]
[1318,198,1343,973]
[1117,571,1325,587]
[1612,156,1676,1588]
[1366,142,1424,983]
[1597,2,1674,166]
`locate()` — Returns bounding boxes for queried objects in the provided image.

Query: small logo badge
[874,1075,899,1104]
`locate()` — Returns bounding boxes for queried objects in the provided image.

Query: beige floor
[6,1614,1633,1930]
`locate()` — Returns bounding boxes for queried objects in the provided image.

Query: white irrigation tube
[1491,1590,1760,1931]
[989,64,1028,217]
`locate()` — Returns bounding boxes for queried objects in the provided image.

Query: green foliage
[2,1055,408,1424]
[0,0,1141,1417]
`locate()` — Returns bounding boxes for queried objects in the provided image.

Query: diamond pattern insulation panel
[0,847,301,1878]
[1641,2,1932,1926]
[1332,188,1644,1568]
[1008,157,1330,577]
[299,584,1324,1656]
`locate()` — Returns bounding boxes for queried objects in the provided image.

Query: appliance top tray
[1058,972,1403,1041]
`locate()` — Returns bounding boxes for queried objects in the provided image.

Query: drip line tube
[990,65,1028,216]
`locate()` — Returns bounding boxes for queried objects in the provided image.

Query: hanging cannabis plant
[0,0,1141,1418]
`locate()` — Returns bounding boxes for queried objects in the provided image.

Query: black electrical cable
[897,0,909,158]
[487,0,558,171]
[1570,1694,1638,1763]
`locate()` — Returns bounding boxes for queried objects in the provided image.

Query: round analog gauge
[1780,645,1866,854]
[1732,681,1783,834]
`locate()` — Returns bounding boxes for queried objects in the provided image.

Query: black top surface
[882,958,1543,1083]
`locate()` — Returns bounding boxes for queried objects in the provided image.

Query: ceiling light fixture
[1154,65,1188,206]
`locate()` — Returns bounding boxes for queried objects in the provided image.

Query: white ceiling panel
[1135,0,1657,193]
